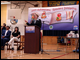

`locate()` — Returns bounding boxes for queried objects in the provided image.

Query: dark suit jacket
[1,30,11,40]
[27,19,42,28]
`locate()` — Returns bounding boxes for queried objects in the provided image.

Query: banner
[61,1,77,5]
[48,1,61,6]
[28,5,79,30]
[48,1,77,6]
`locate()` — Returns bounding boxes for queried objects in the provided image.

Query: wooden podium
[24,25,40,54]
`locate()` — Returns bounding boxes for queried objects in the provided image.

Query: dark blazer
[1,30,11,40]
[27,19,42,28]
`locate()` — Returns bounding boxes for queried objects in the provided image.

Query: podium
[24,25,40,54]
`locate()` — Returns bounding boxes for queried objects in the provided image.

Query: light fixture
[1,1,11,4]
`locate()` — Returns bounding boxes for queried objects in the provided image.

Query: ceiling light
[1,2,11,4]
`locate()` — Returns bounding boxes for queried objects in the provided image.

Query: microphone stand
[41,21,50,55]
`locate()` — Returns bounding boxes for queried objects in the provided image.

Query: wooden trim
[42,1,48,7]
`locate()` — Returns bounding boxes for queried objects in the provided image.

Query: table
[66,37,79,53]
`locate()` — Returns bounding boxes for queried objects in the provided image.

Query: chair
[7,36,24,50]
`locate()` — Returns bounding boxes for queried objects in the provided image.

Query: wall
[6,2,42,35]
[42,36,66,45]
[42,1,48,7]
[1,4,7,26]
[42,36,57,45]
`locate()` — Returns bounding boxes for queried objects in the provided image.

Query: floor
[1,44,79,59]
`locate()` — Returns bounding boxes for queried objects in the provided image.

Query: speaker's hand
[25,20,27,23]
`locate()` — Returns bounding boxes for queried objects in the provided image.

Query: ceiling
[1,1,42,13]
[1,1,42,5]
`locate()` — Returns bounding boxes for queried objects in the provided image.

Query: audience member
[7,27,21,50]
[1,26,11,50]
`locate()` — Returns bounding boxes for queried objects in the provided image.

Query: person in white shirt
[1,26,11,50]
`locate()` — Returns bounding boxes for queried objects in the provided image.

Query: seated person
[1,26,11,50]
[1,23,6,32]
[7,27,21,50]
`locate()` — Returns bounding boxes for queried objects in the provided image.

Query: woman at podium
[25,13,41,28]
[25,13,42,51]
